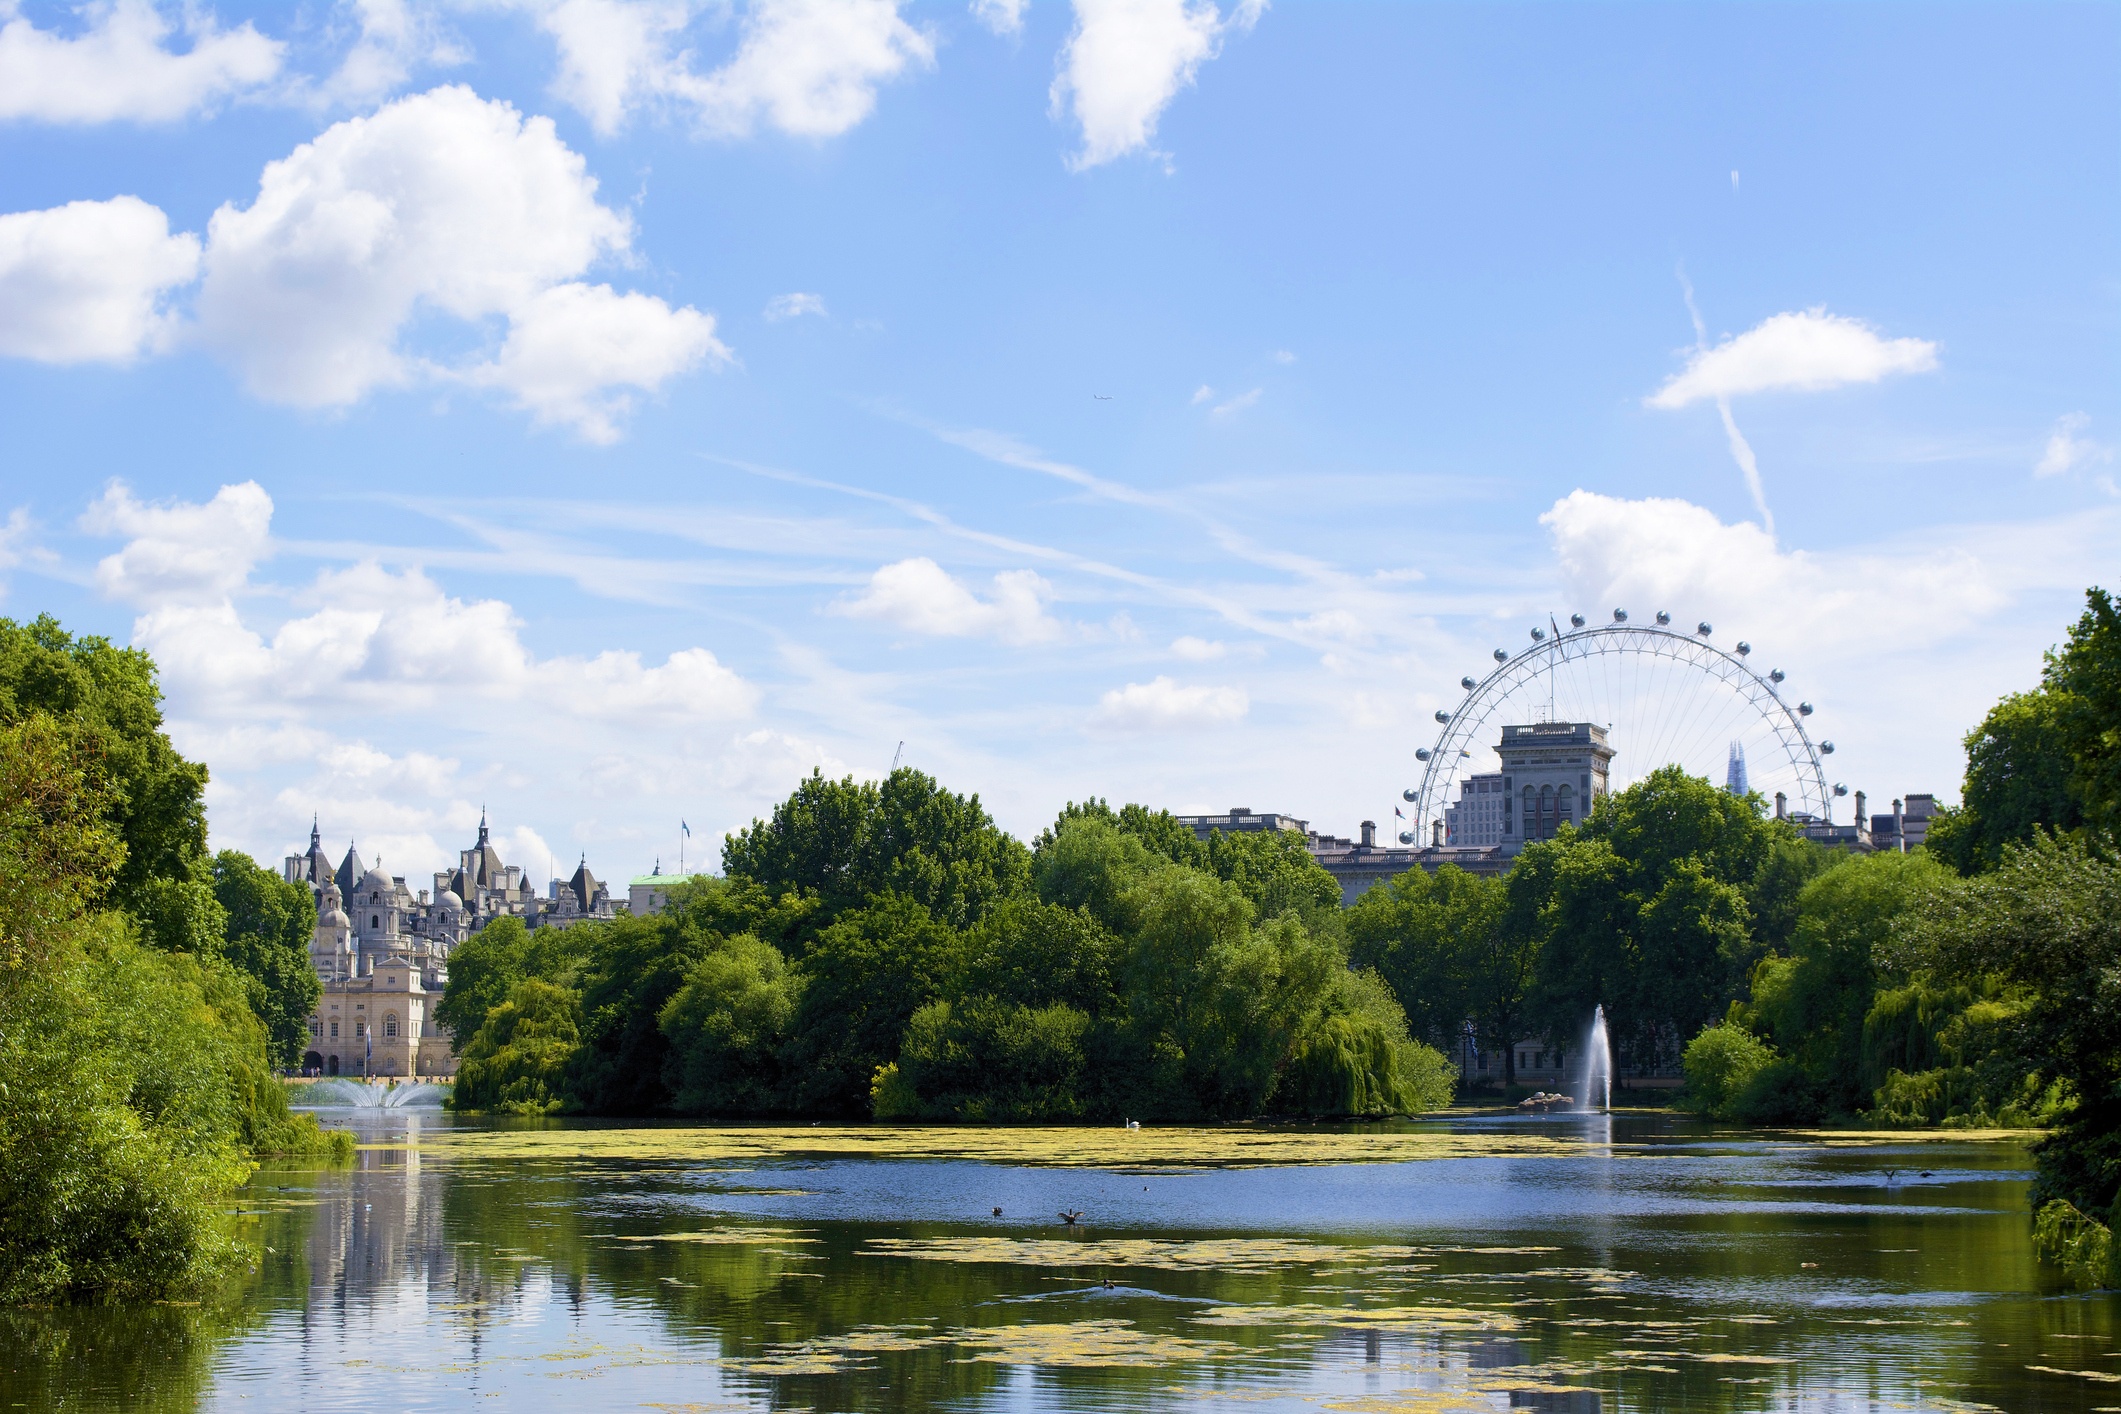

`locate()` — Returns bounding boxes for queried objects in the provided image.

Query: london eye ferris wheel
[1404,610,1836,845]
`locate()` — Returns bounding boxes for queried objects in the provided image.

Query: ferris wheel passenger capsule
[1413,749,1430,764]
[1434,710,1451,724]
[1530,627,1546,642]
[1613,608,1628,622]
[1404,788,1420,802]
[1461,676,1476,691]
[1697,621,1713,636]
[1571,613,1586,628]
[1834,783,1849,797]
[1769,668,1786,683]
[1493,648,1508,663]
[1398,831,1415,845]
[1798,701,1814,716]
[1820,741,1835,755]
[1736,641,1751,656]
[1655,610,1672,625]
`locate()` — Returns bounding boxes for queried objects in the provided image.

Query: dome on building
[319,883,350,929]
[358,865,396,905]
[436,888,463,913]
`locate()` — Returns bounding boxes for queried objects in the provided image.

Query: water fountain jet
[1579,1005,1612,1113]
[296,1079,449,1109]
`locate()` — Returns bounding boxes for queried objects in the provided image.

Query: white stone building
[282,814,616,1077]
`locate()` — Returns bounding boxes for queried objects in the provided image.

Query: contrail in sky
[1677,268,1775,537]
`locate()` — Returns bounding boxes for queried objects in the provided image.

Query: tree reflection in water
[7,1111,2119,1413]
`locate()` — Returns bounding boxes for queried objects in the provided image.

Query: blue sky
[1,0,2115,885]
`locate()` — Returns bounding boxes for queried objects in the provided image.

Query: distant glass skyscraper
[1725,740,1750,796]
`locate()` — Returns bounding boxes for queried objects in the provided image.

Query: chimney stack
[1855,790,1867,832]
[1432,818,1444,848]
[1774,791,1786,820]
[1893,798,1905,852]
[1360,819,1376,848]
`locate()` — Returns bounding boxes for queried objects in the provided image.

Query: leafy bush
[1680,1021,1775,1116]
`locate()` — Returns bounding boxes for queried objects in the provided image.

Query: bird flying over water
[1060,1210,1083,1226]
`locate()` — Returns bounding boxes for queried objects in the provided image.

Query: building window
[371,915,379,928]
[308,1017,322,1038]
[384,1014,399,1038]
[329,1020,339,1039]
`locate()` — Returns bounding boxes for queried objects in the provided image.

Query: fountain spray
[1581,1005,1612,1113]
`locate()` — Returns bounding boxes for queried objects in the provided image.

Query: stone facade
[282,814,616,1077]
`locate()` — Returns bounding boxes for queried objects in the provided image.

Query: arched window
[1557,783,1574,824]
[384,1014,399,1038]
[371,915,379,929]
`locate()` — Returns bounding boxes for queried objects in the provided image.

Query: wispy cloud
[764,290,828,320]
[2034,412,2114,489]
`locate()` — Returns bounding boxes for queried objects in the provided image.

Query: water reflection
[5,1113,2117,1413]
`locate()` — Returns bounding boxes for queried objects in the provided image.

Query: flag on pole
[681,820,691,836]
[1394,806,1405,818]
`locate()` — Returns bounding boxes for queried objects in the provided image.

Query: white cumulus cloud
[84,479,274,605]
[469,282,729,443]
[1646,307,1938,409]
[1540,488,2005,654]
[85,481,759,725]
[194,84,721,438]
[1051,0,1260,170]
[530,0,932,139]
[836,557,1061,645]
[1092,674,1247,730]
[0,0,282,123]
[0,196,200,363]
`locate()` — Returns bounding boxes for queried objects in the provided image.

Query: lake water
[7,1110,2118,1413]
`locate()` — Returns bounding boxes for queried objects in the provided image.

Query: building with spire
[1725,740,1750,796]
[281,813,615,1077]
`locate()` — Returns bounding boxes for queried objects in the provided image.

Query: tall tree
[722,767,1030,936]
[1345,863,1504,1051]
[1928,586,2119,872]
[1895,835,2121,1214]
[0,616,219,954]
[210,850,322,1069]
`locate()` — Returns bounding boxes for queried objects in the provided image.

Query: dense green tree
[1742,850,1953,1117]
[435,914,592,1049]
[659,934,803,1115]
[0,616,219,954]
[1035,799,1341,922]
[782,892,965,1114]
[1512,767,1798,1071]
[953,897,1122,1015]
[1894,835,2121,1214]
[722,767,1030,936]
[2048,586,2121,843]
[885,998,1094,1121]
[1344,863,1503,1051]
[454,979,581,1114]
[210,850,321,1068]
[0,712,346,1305]
[565,909,718,1115]
[1928,587,2120,872]
[1031,811,1172,929]
[1927,691,2086,874]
